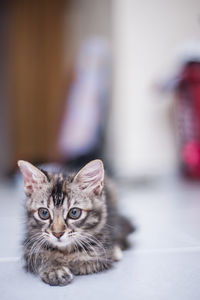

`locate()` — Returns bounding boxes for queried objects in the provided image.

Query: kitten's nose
[52,231,64,239]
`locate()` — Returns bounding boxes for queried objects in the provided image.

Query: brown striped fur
[18,160,134,286]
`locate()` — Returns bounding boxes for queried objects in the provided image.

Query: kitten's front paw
[40,266,73,286]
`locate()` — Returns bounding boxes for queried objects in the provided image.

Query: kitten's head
[18,159,106,249]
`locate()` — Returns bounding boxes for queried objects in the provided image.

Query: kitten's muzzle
[52,232,64,239]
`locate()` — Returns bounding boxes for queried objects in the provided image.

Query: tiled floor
[1,176,200,300]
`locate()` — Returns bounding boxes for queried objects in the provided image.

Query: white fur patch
[113,245,123,261]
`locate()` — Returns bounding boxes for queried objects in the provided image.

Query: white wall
[110,0,200,178]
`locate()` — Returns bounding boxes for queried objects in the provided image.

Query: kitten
[18,159,134,286]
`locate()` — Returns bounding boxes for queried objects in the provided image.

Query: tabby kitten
[18,159,133,286]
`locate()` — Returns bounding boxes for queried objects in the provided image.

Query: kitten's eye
[38,208,50,220]
[68,208,82,219]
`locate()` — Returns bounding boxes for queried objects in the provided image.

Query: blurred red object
[176,61,200,178]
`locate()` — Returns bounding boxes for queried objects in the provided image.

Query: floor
[0,175,200,300]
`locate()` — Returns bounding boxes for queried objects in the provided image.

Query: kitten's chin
[49,238,73,250]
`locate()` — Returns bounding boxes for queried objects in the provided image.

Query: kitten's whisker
[81,234,109,263]
[81,239,99,263]
[83,233,106,252]
[25,234,47,273]
[24,232,44,246]
[33,238,47,270]
[75,238,90,259]
[73,240,81,260]
[76,233,104,264]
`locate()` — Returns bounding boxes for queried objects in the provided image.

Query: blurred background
[0,0,200,180]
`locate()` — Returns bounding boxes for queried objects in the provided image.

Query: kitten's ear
[17,160,48,196]
[74,160,104,195]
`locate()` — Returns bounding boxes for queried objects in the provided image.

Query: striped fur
[19,160,134,286]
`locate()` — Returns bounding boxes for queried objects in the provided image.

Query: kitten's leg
[70,259,113,275]
[39,265,73,286]
[68,249,113,275]
[26,257,73,286]
[24,250,73,286]
[72,246,122,274]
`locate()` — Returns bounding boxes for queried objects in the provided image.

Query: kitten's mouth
[48,233,76,248]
